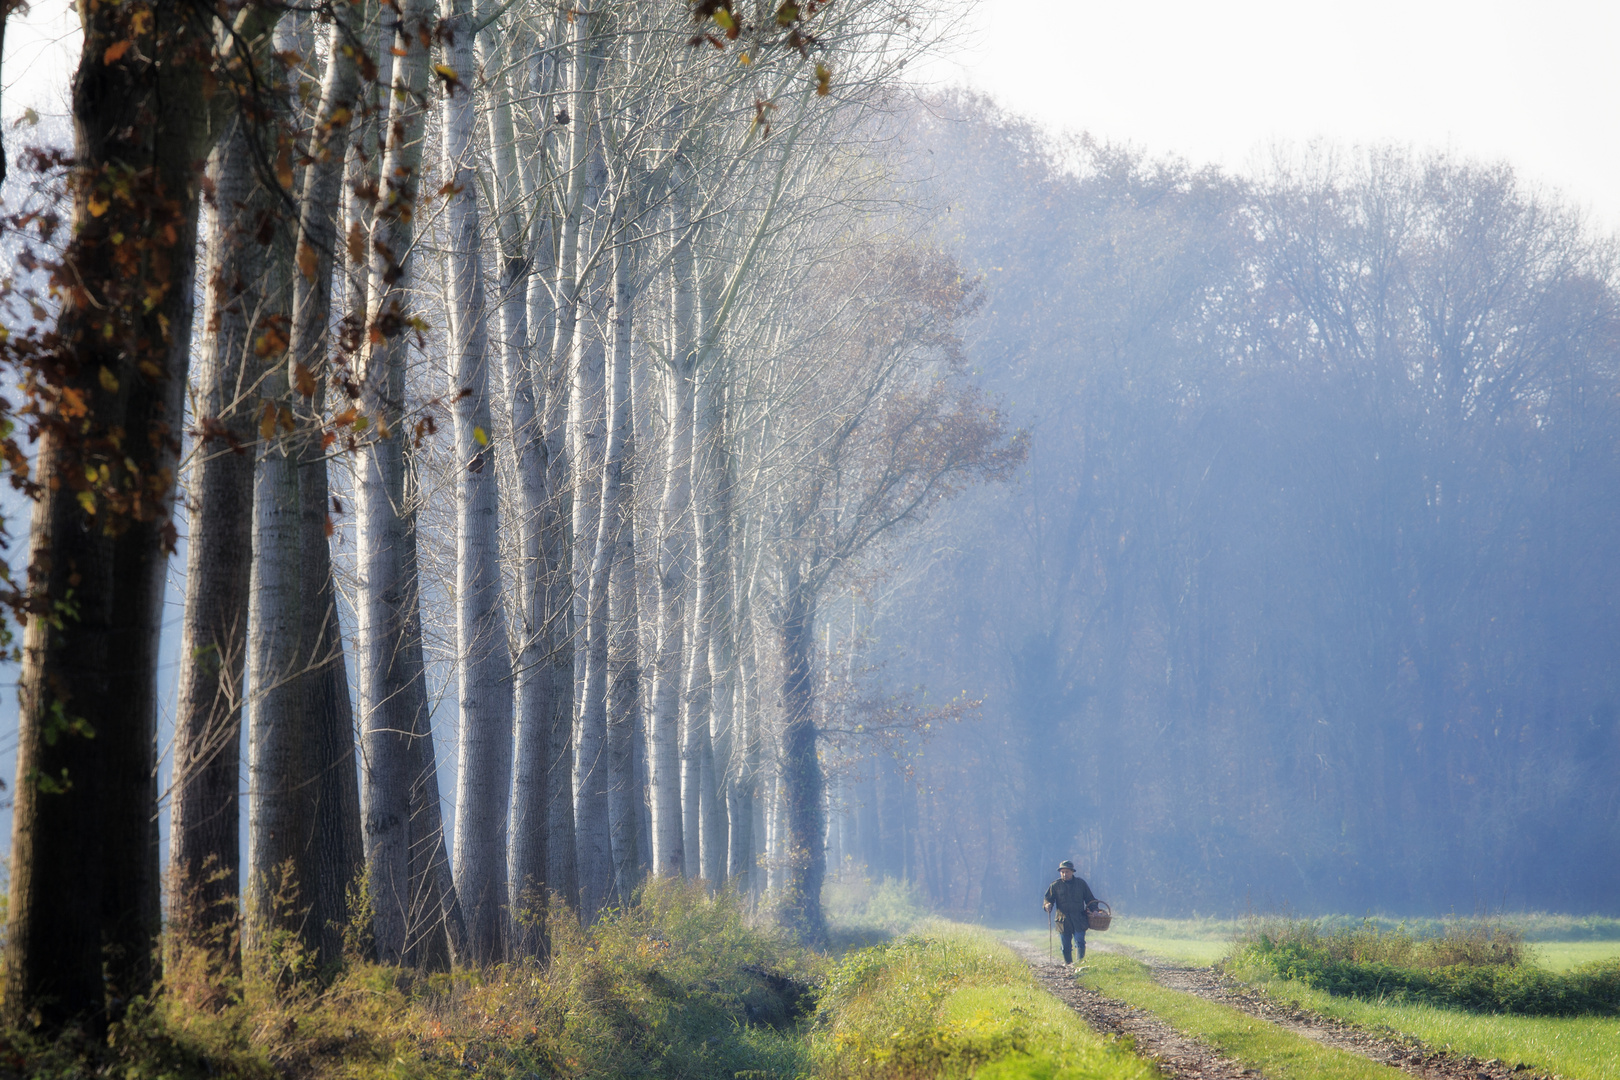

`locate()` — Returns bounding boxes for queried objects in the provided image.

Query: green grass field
[1533,941,1620,972]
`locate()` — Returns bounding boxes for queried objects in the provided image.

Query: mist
[817,94,1620,922]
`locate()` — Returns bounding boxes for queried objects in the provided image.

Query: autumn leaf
[434,63,462,93]
[332,406,359,428]
[103,40,133,64]
[775,2,799,25]
[815,62,831,96]
[297,242,319,281]
[473,425,489,446]
[293,362,317,398]
[347,221,367,265]
[277,405,295,434]
[258,401,278,440]
[323,514,336,537]
[87,194,110,217]
[254,324,289,358]
[98,367,120,393]
[78,491,97,516]
[276,142,294,192]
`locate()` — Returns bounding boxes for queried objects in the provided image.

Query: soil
[1007,939,1557,1080]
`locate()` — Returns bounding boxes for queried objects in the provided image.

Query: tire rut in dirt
[1010,941,1260,1080]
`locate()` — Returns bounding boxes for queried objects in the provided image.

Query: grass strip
[1226,961,1620,1080]
[1078,954,1405,1080]
[813,922,1162,1080]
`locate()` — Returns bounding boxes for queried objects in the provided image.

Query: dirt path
[1007,939,1552,1080]
[1011,940,1264,1080]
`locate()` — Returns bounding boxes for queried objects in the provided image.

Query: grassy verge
[1,880,821,1080]
[1223,960,1620,1080]
[1078,954,1406,1080]
[812,922,1161,1080]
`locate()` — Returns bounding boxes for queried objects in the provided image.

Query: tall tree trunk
[243,203,309,967]
[539,7,598,915]
[607,463,645,902]
[444,0,513,963]
[707,389,739,888]
[245,13,309,964]
[168,118,260,962]
[6,0,226,1027]
[776,574,826,943]
[290,2,369,968]
[498,23,553,960]
[728,605,759,892]
[356,0,434,964]
[579,181,638,919]
[681,369,712,880]
[402,450,464,967]
[650,181,695,877]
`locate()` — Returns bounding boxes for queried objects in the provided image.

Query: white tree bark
[650,177,695,877]
[170,117,259,946]
[356,0,434,964]
[536,7,598,913]
[501,28,555,958]
[291,1,368,966]
[577,178,637,921]
[243,17,312,956]
[444,0,513,964]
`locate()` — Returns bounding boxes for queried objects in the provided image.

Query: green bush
[1229,919,1620,1016]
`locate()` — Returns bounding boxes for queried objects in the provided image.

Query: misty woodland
[0,0,1614,1048]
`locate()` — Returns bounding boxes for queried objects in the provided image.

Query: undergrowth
[0,879,820,1080]
[1230,918,1620,1016]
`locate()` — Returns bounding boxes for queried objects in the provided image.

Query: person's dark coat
[1043,875,1097,932]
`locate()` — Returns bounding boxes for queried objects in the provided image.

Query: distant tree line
[827,94,1620,921]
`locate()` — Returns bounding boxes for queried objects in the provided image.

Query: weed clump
[1229,918,1620,1016]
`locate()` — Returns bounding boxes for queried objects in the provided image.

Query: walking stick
[1048,905,1054,960]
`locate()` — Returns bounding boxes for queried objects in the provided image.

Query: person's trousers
[1060,926,1087,964]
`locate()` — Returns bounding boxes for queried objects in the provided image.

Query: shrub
[1229,918,1620,1016]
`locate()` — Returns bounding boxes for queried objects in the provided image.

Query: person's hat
[1057,859,1076,871]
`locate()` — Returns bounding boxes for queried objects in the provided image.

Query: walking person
[1042,859,1099,965]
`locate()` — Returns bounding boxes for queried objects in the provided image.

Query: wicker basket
[1087,901,1112,932]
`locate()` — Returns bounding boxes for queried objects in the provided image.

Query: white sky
[910,0,1620,231]
[8,0,1618,229]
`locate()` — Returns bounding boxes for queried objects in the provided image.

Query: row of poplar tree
[0,0,1018,1028]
